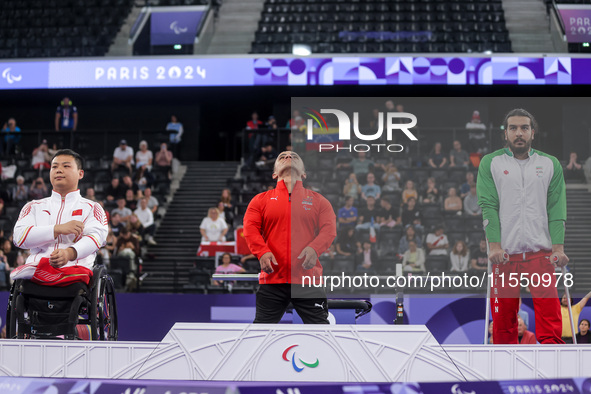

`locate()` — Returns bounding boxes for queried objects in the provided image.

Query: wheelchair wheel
[90,270,118,341]
[5,281,17,339]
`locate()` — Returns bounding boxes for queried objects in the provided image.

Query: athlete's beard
[507,137,531,156]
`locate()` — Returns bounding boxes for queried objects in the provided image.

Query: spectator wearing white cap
[112,139,134,175]
[11,175,28,207]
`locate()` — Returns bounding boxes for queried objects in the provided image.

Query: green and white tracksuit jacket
[477,148,566,255]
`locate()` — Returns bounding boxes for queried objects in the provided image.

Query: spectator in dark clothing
[428,142,447,168]
[356,241,378,273]
[576,319,591,344]
[106,178,126,202]
[565,152,585,182]
[401,197,421,227]
[336,227,361,256]
[110,213,126,237]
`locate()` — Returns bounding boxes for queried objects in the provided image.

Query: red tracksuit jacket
[243,180,336,284]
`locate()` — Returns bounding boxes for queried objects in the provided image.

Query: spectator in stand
[124,189,138,211]
[343,173,362,201]
[135,140,153,174]
[213,252,246,285]
[134,198,156,245]
[336,227,361,257]
[246,111,264,153]
[444,187,462,215]
[361,173,381,200]
[449,140,470,168]
[469,238,488,274]
[155,142,173,178]
[55,97,78,132]
[378,198,398,228]
[122,174,139,195]
[11,175,28,207]
[576,319,591,344]
[220,188,233,213]
[340,152,375,179]
[356,241,377,273]
[111,139,134,175]
[253,143,277,168]
[115,227,140,273]
[518,316,537,344]
[166,115,184,145]
[402,240,426,273]
[143,187,159,215]
[1,117,21,156]
[1,239,17,269]
[287,110,305,130]
[565,152,584,182]
[216,201,233,226]
[0,250,9,289]
[356,196,379,231]
[464,184,481,216]
[31,140,54,171]
[561,291,591,343]
[382,163,401,192]
[106,177,126,202]
[200,207,228,243]
[460,172,475,199]
[428,142,447,168]
[420,177,440,204]
[265,115,278,140]
[400,197,422,230]
[426,225,449,256]
[110,212,125,237]
[466,110,487,154]
[398,225,423,255]
[100,229,117,267]
[402,180,419,205]
[338,196,358,229]
[112,198,132,222]
[127,213,144,239]
[28,177,48,200]
[450,240,470,273]
[85,187,98,202]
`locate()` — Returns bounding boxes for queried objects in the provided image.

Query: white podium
[0,324,589,382]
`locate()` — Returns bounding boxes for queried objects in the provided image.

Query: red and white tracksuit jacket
[243,180,337,284]
[11,190,108,284]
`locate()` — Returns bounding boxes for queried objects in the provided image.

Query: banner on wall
[557,5,591,43]
[150,9,206,45]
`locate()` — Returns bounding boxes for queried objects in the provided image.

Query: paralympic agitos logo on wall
[282,344,319,372]
[304,107,418,153]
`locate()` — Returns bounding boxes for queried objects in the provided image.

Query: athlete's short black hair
[52,149,83,170]
[502,108,538,133]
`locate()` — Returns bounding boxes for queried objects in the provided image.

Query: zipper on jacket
[55,196,66,250]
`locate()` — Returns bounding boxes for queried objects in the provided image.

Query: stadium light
[583,43,590,47]
[483,50,493,55]
[292,44,311,56]
[174,44,182,50]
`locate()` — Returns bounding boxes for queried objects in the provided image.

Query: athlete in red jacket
[244,151,336,324]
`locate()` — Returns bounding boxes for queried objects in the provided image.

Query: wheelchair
[6,264,118,340]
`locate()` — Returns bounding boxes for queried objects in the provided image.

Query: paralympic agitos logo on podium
[282,344,320,372]
[303,107,418,153]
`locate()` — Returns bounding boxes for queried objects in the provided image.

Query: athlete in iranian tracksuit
[11,150,108,285]
[244,151,337,324]
[478,109,568,344]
